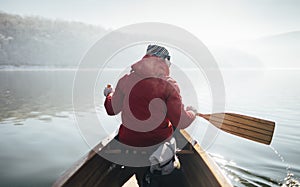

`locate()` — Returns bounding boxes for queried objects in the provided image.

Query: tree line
[0,12,107,67]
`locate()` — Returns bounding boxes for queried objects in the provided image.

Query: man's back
[104,56,195,147]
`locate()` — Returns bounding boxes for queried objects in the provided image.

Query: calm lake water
[0,68,299,187]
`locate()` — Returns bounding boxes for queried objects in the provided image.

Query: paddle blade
[198,113,275,145]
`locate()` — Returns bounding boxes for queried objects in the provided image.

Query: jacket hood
[131,55,170,77]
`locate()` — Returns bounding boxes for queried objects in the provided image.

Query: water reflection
[0,71,74,121]
[0,70,98,124]
[0,70,95,187]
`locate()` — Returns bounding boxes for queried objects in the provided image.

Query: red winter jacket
[104,55,195,147]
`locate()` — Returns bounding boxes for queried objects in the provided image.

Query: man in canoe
[104,45,196,186]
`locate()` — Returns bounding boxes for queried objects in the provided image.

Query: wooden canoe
[53,129,232,187]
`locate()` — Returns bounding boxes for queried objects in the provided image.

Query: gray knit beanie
[146,45,170,60]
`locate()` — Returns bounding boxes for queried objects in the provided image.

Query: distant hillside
[0,12,107,67]
[258,31,300,45]
[237,31,300,68]
[209,47,264,69]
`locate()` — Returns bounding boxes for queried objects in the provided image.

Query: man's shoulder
[165,76,180,93]
[115,74,130,90]
[165,76,177,84]
[119,74,130,81]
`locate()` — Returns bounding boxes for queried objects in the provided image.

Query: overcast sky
[1,0,300,44]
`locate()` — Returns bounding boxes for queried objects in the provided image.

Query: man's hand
[103,84,113,97]
[186,106,197,114]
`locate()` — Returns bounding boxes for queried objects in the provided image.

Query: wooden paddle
[196,113,275,145]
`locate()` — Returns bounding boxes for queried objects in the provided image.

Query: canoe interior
[53,130,231,187]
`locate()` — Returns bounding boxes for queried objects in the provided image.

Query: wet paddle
[196,113,275,145]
